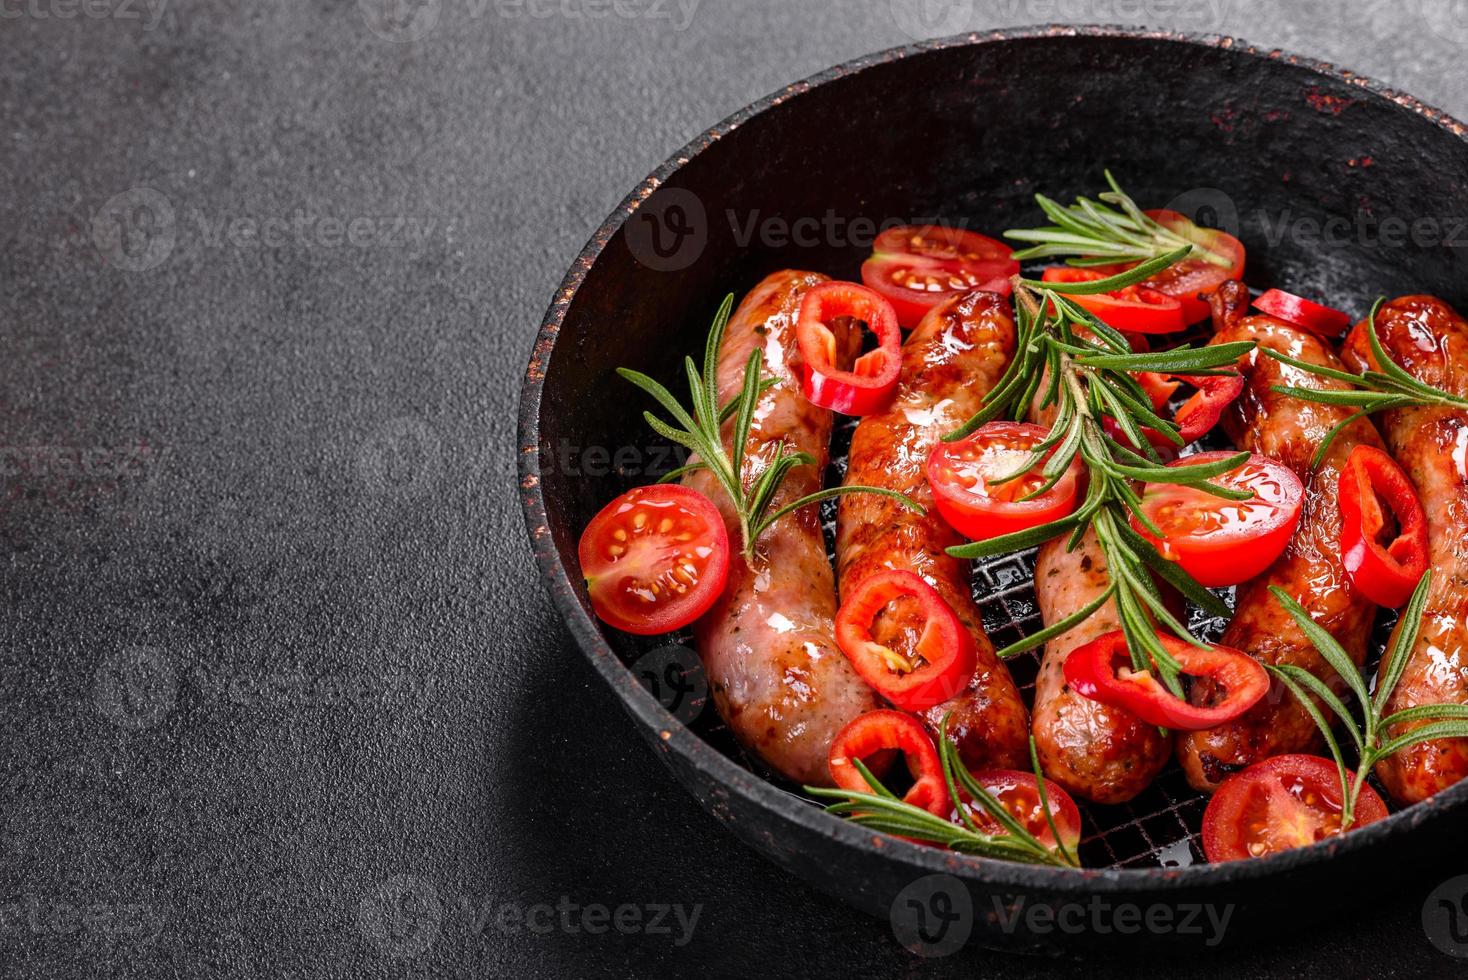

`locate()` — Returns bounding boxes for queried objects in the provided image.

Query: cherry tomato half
[1041,267,1186,334]
[927,422,1083,542]
[1338,444,1429,607]
[577,484,730,636]
[861,225,1019,329]
[796,281,903,415]
[951,770,1083,854]
[1202,754,1389,863]
[1254,289,1352,338]
[1131,452,1304,588]
[1063,630,1270,731]
[1092,210,1247,325]
[829,709,950,818]
[835,570,977,713]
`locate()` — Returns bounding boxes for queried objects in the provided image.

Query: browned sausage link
[1341,295,1468,804]
[1177,281,1383,792]
[1023,331,1170,804]
[836,290,1030,772]
[686,270,882,786]
[1030,530,1172,804]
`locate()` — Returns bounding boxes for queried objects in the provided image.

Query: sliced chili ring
[1338,444,1429,607]
[835,570,977,713]
[796,281,902,415]
[1041,266,1186,334]
[1254,289,1352,338]
[828,709,950,817]
[1063,630,1270,731]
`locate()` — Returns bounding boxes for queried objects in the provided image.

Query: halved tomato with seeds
[927,422,1083,542]
[951,770,1082,855]
[861,225,1018,329]
[1202,755,1388,863]
[578,485,730,635]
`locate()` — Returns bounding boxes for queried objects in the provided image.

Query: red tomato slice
[796,281,903,415]
[1092,210,1246,325]
[861,224,1019,329]
[1202,754,1389,863]
[834,570,977,712]
[1253,289,1352,338]
[829,709,950,818]
[1041,267,1186,334]
[577,485,730,636]
[1063,630,1270,731]
[951,770,1082,854]
[927,422,1083,542]
[1131,452,1304,588]
[1338,444,1429,607]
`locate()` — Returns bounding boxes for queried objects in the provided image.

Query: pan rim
[518,23,1468,892]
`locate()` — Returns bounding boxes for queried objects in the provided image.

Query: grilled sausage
[1177,281,1384,792]
[1341,295,1468,804]
[1030,527,1173,804]
[836,290,1030,771]
[686,271,882,786]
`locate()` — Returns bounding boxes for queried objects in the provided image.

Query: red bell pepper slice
[1338,444,1429,607]
[828,709,950,817]
[1103,334,1244,450]
[834,569,976,713]
[1041,267,1186,334]
[796,282,902,415]
[1254,288,1352,338]
[1063,631,1269,731]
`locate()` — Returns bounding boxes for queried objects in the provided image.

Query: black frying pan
[519,26,1468,953]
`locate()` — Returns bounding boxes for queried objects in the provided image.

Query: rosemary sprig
[805,713,1080,868]
[1261,297,1468,466]
[942,258,1252,695]
[1005,170,1234,269]
[619,295,923,562]
[1268,571,1468,829]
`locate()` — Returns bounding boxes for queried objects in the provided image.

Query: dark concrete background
[5,0,1468,976]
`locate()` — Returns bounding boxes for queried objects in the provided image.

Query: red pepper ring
[828,709,951,818]
[1063,631,1270,731]
[1103,371,1244,450]
[1338,444,1429,607]
[1171,371,1246,442]
[1254,288,1352,338]
[796,281,903,415]
[1041,267,1187,334]
[834,569,977,713]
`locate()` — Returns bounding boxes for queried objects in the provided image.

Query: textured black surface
[6,1,1468,977]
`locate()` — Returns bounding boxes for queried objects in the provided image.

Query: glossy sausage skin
[1177,281,1383,792]
[837,290,1030,772]
[1341,295,1468,804]
[686,271,882,786]
[1025,331,1171,804]
[1031,527,1173,803]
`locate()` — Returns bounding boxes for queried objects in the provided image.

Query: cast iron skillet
[519,26,1468,952]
